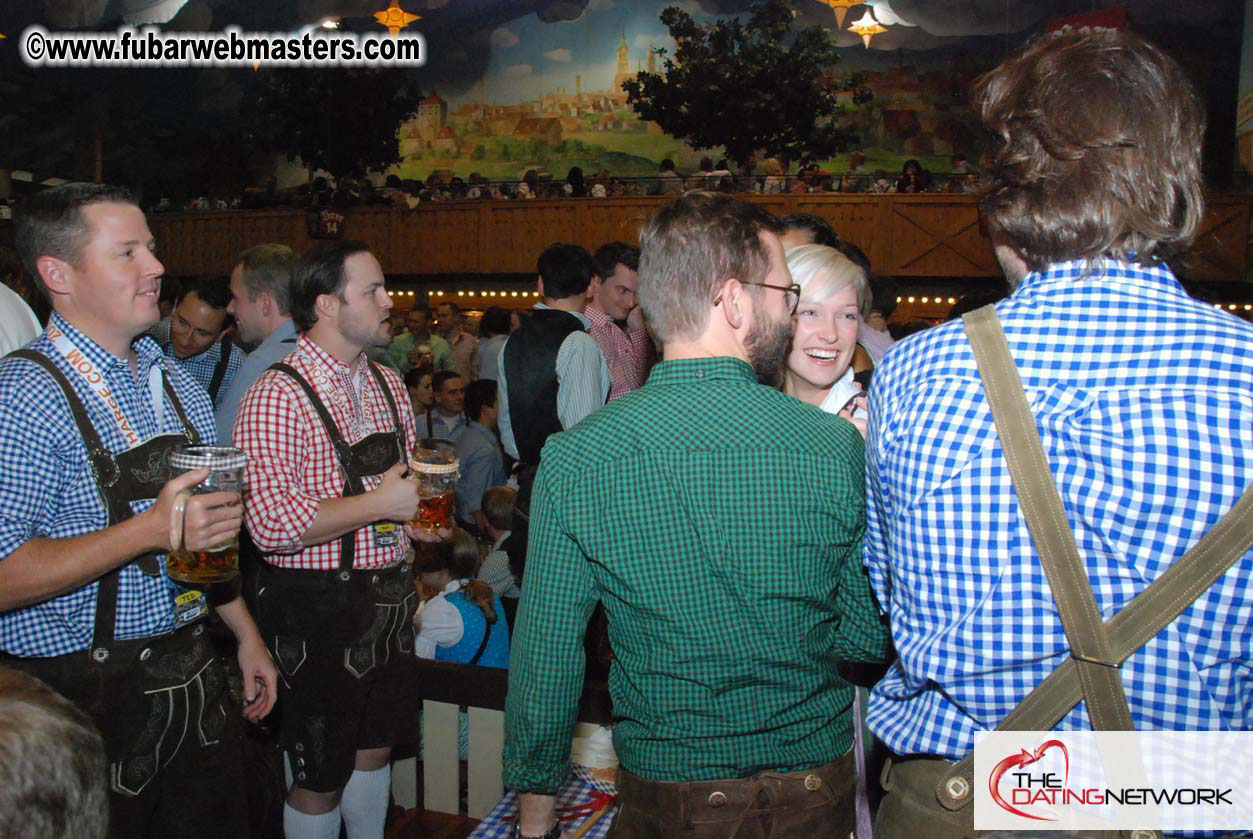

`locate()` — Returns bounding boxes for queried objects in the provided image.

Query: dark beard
[745,311,792,386]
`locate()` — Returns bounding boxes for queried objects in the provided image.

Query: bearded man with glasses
[502,191,890,839]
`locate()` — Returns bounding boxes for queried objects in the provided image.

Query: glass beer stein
[408,446,459,534]
[166,445,246,584]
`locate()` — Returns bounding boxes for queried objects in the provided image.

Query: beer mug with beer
[166,445,246,584]
[408,444,459,534]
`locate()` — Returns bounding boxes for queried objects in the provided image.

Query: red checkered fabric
[583,306,651,402]
[235,336,418,570]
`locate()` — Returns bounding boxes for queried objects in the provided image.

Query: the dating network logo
[975,731,1251,832]
[987,737,1231,822]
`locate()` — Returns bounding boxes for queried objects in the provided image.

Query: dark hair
[437,300,460,314]
[868,274,899,319]
[593,241,640,278]
[699,156,714,173]
[0,245,20,280]
[14,182,139,299]
[0,667,108,839]
[415,529,499,623]
[432,369,461,394]
[415,527,481,579]
[481,486,515,531]
[974,27,1204,270]
[779,213,839,249]
[463,378,497,422]
[290,240,371,332]
[408,303,432,321]
[478,306,511,338]
[236,243,295,315]
[833,239,871,277]
[638,191,780,342]
[536,243,597,300]
[565,166,586,198]
[404,366,432,388]
[660,158,676,172]
[175,275,232,310]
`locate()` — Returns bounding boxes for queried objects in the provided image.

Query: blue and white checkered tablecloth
[469,773,618,839]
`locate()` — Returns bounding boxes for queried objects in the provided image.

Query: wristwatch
[510,819,562,839]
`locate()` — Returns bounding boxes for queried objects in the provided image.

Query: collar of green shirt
[645,356,755,387]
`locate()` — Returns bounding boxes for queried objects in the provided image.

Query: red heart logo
[989,739,1069,821]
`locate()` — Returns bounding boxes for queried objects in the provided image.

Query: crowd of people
[1,27,1251,839]
[139,152,978,215]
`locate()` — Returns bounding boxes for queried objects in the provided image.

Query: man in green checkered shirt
[503,192,891,839]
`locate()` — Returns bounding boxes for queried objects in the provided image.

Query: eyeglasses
[738,281,801,315]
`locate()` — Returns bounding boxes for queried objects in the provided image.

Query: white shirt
[817,368,868,420]
[414,578,470,658]
[0,284,41,355]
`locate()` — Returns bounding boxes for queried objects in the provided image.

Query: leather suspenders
[206,336,233,402]
[7,349,200,660]
[269,361,404,577]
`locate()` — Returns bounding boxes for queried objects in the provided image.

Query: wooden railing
[140,194,1251,282]
[391,658,612,819]
[2,194,1247,281]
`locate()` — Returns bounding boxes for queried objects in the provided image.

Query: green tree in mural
[624,0,864,167]
[241,67,424,181]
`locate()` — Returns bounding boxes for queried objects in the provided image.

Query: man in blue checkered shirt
[0,183,276,839]
[163,274,245,408]
[864,29,1253,838]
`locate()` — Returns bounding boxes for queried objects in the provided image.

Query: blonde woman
[782,244,870,436]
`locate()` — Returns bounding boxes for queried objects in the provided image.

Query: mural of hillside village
[389,0,996,187]
[384,0,1240,188]
[395,35,681,184]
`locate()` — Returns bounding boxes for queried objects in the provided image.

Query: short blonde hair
[785,244,867,312]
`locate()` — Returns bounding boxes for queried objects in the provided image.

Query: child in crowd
[413,528,510,668]
[477,486,519,601]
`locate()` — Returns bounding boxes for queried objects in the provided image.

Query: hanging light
[816,0,865,29]
[848,8,887,48]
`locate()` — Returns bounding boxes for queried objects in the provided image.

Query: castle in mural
[395,34,676,183]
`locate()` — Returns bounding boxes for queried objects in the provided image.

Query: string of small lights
[889,296,1253,313]
[386,290,541,299]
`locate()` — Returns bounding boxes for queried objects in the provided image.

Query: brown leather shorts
[255,561,419,792]
[609,750,856,839]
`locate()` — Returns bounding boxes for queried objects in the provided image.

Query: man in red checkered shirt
[584,242,654,401]
[234,240,435,839]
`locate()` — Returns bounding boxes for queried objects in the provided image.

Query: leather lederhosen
[1,350,242,810]
[254,361,416,677]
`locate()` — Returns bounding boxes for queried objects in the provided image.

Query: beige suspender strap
[932,305,1253,825]
[963,304,1135,732]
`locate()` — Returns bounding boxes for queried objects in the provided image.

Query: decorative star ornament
[375,0,420,37]
[816,0,864,29]
[848,9,887,48]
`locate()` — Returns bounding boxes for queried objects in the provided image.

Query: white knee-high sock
[340,765,391,839]
[283,802,341,839]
